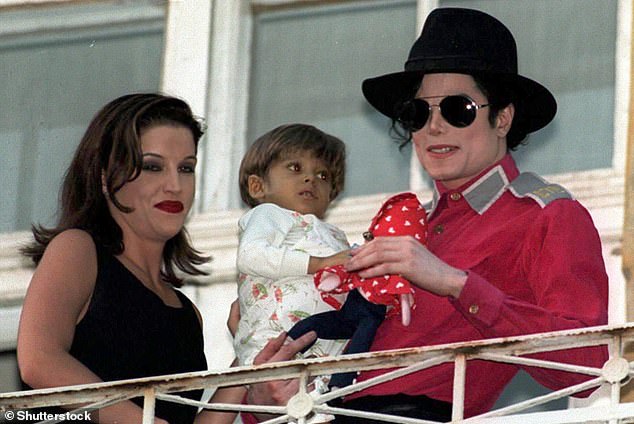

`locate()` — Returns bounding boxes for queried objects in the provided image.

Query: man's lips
[427,145,458,154]
[155,201,184,213]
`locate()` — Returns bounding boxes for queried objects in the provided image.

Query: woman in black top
[18,93,209,423]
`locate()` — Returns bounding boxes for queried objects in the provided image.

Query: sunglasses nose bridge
[426,103,445,127]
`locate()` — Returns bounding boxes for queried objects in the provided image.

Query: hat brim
[362,70,556,135]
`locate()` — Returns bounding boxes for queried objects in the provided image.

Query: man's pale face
[412,73,512,189]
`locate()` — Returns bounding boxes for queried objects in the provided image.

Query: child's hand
[308,250,351,274]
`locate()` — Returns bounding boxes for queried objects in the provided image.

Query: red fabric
[315,192,427,313]
[239,392,258,424]
[346,155,609,417]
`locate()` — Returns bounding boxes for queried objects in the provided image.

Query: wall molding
[1,167,624,296]
[0,1,164,49]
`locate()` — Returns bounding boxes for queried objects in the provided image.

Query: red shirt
[349,154,609,417]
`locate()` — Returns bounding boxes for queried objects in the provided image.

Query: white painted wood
[0,1,164,45]
[161,0,214,213]
[0,324,631,423]
[614,0,632,172]
[200,0,252,212]
[0,0,70,7]
[161,0,212,117]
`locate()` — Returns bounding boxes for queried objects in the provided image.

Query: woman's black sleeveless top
[67,245,207,423]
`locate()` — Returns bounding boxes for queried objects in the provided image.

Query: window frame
[190,0,629,208]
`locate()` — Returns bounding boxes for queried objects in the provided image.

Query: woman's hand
[346,236,467,298]
[227,299,240,337]
[246,331,317,421]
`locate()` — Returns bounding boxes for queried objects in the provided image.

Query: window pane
[248,0,416,200]
[0,3,165,232]
[441,0,616,174]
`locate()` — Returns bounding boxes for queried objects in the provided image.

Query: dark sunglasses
[397,95,491,132]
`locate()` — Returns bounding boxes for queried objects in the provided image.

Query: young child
[233,123,352,367]
[201,124,350,424]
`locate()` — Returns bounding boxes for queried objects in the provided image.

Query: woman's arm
[195,363,247,424]
[17,229,165,423]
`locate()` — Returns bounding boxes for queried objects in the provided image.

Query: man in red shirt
[244,7,608,422]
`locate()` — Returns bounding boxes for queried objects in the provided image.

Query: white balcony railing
[1,324,634,424]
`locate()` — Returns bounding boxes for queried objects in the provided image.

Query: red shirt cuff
[451,270,505,327]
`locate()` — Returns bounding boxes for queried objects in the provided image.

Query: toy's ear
[247,175,266,201]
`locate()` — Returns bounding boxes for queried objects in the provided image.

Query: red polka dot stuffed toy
[287,192,428,388]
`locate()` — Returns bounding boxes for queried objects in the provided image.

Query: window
[248,1,417,200]
[441,0,617,175]
[236,0,620,206]
[0,1,165,232]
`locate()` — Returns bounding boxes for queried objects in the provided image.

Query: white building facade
[0,0,629,415]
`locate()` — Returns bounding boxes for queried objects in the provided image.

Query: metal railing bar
[25,393,136,424]
[62,394,132,420]
[2,324,630,422]
[321,404,441,424]
[318,353,453,403]
[0,385,140,412]
[142,388,156,424]
[156,356,456,423]
[1,326,620,410]
[452,353,466,421]
[464,376,605,421]
[457,402,634,424]
[475,353,604,376]
[256,413,291,424]
[465,331,614,358]
[157,380,445,424]
[156,393,288,415]
[611,334,625,416]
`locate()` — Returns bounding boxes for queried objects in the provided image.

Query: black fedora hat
[362,7,556,139]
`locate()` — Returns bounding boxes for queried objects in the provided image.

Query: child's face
[251,150,333,218]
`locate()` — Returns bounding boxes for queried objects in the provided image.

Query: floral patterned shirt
[234,203,350,365]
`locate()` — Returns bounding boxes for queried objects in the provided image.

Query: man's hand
[347,236,467,298]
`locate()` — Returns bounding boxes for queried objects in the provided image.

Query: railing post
[452,353,466,421]
[143,388,156,424]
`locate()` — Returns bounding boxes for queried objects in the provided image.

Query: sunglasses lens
[397,99,429,132]
[397,96,481,131]
[440,96,476,128]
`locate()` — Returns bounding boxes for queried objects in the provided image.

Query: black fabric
[22,244,207,424]
[287,290,386,388]
[361,7,557,138]
[334,393,452,423]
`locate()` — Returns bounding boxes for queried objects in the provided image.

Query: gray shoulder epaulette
[508,172,573,208]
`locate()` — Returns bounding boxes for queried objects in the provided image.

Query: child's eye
[142,162,162,172]
[287,163,301,172]
[316,171,330,181]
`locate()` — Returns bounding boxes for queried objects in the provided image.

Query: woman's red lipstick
[155,201,184,213]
